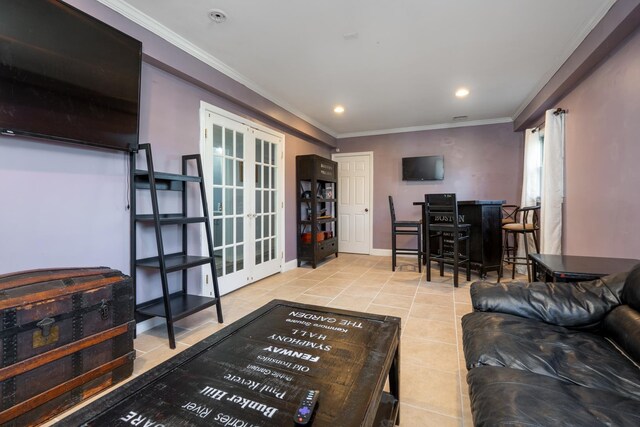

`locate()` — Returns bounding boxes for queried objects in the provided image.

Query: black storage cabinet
[296,155,338,268]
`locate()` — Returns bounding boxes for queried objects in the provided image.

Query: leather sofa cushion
[622,263,640,310]
[471,273,626,329]
[468,366,640,427]
[604,305,640,364]
[462,311,640,400]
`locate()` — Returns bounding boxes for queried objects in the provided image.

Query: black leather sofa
[462,264,640,426]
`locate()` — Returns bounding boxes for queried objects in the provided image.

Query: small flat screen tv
[0,0,142,152]
[402,155,444,181]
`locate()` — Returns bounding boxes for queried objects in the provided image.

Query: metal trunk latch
[99,299,110,320]
[36,317,55,337]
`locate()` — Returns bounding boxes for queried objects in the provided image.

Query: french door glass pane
[213,126,222,151]
[255,213,262,239]
[225,189,233,215]
[211,124,245,277]
[236,218,243,241]
[255,192,261,214]
[224,129,233,156]
[255,241,261,265]
[255,139,262,163]
[235,189,243,214]
[225,159,233,185]
[213,157,222,185]
[236,134,244,158]
[225,218,233,245]
[225,247,234,273]
[214,249,222,274]
[236,245,244,271]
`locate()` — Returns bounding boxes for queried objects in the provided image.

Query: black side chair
[388,196,422,272]
[499,206,540,282]
[425,193,471,287]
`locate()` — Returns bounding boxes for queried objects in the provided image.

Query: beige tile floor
[48,254,524,426]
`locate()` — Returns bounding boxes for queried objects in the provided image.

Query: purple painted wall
[0,138,130,273]
[554,26,640,258]
[0,1,329,303]
[337,123,523,250]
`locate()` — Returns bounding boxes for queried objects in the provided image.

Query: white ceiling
[103,0,615,137]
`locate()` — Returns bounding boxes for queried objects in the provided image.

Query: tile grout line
[453,277,467,426]
[363,262,395,312]
[399,266,424,340]
[402,401,462,421]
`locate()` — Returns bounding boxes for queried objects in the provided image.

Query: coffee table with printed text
[59,300,401,427]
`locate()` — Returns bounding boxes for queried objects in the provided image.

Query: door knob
[365,208,369,212]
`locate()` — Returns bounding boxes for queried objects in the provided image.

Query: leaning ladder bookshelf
[130,143,223,349]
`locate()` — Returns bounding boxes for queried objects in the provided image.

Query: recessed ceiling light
[208,9,227,23]
[455,88,470,98]
[334,105,345,114]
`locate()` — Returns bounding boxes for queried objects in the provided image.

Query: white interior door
[333,153,372,254]
[202,107,283,295]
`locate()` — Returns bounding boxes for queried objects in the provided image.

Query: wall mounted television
[402,155,444,181]
[0,0,142,152]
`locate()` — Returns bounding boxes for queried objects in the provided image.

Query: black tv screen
[0,0,142,152]
[402,156,444,181]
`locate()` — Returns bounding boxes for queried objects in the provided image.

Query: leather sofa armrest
[470,272,627,327]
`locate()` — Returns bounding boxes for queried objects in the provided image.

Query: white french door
[202,105,284,295]
[333,152,373,254]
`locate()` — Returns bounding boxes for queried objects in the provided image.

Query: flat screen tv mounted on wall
[0,0,142,152]
[402,155,444,181]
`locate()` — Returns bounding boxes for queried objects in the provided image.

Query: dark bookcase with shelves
[296,155,338,268]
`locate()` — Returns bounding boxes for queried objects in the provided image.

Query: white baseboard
[371,248,418,259]
[370,248,392,257]
[282,259,298,272]
[135,316,165,335]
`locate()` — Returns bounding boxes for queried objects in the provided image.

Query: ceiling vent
[208,9,227,23]
[452,115,468,121]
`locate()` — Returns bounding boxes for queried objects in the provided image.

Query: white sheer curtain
[520,129,543,208]
[516,128,543,273]
[540,109,565,254]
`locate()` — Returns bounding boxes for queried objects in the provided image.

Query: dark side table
[529,254,640,282]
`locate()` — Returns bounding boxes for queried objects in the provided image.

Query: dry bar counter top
[58,300,401,427]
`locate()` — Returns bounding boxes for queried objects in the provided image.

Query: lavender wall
[555,26,640,258]
[0,138,130,273]
[337,123,523,250]
[0,1,329,303]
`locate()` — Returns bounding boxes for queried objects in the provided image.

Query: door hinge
[206,274,209,284]
[204,128,208,139]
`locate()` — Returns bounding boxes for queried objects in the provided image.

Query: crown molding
[512,0,616,120]
[95,0,337,137]
[336,117,514,139]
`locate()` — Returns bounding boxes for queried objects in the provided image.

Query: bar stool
[499,206,540,282]
[501,204,519,263]
[388,196,422,272]
[425,193,470,287]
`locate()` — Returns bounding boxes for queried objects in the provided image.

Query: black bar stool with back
[388,196,422,272]
[499,206,540,282]
[501,204,520,266]
[424,193,471,287]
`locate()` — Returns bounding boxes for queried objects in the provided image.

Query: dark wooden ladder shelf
[130,143,223,349]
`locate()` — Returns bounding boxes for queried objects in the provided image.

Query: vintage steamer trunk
[0,267,135,426]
